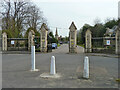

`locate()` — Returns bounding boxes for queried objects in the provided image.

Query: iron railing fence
[92,37,116,54]
[7,38,28,51]
[34,36,41,51]
[0,38,1,51]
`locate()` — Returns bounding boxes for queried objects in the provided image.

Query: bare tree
[104,17,112,23]
[1,0,47,37]
[94,17,101,25]
[24,5,47,30]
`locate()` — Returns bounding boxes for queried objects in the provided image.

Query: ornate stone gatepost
[40,23,48,52]
[2,32,7,51]
[116,28,120,54]
[28,30,35,51]
[85,29,92,53]
[118,28,120,55]
[69,22,77,53]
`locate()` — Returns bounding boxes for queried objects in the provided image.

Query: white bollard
[50,56,56,75]
[83,56,89,79]
[31,46,35,71]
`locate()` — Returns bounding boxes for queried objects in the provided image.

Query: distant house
[104,25,118,46]
[104,25,118,37]
[58,35,62,42]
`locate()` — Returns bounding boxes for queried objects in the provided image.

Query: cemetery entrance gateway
[1,22,78,53]
[85,28,120,54]
[2,30,35,51]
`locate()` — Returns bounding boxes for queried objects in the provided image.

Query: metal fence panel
[34,36,40,52]
[7,38,28,51]
[92,37,115,54]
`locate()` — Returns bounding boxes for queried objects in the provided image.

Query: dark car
[60,42,63,44]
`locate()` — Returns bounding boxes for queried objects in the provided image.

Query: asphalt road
[2,44,118,88]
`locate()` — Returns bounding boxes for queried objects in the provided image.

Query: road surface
[2,44,118,88]
[51,44,84,54]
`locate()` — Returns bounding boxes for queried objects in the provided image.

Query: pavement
[2,44,119,88]
[86,53,119,58]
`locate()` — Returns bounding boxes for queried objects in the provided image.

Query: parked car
[52,43,57,49]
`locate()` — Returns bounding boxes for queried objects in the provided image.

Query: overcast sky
[32,0,119,37]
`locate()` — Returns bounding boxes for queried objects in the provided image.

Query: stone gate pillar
[40,23,48,52]
[85,29,92,53]
[28,30,35,51]
[2,32,7,51]
[116,28,120,54]
[69,22,77,53]
[118,28,120,55]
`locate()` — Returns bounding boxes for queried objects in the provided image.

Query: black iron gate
[7,38,28,51]
[34,36,40,52]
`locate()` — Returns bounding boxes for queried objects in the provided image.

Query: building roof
[105,25,118,36]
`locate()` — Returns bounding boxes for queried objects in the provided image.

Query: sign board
[106,40,110,45]
[11,41,14,45]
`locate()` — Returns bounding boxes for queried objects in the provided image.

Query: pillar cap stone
[40,23,48,31]
[2,32,7,35]
[2,32,7,37]
[86,29,92,34]
[30,30,35,35]
[69,22,77,30]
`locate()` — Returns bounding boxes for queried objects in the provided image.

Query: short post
[31,46,39,71]
[50,56,56,75]
[31,46,35,71]
[83,56,89,79]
